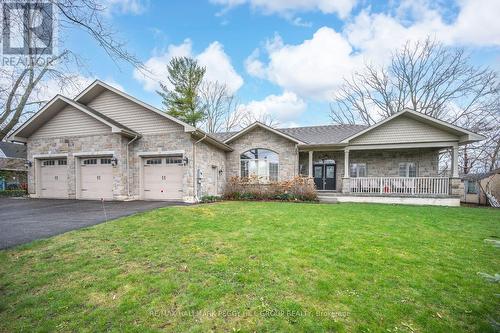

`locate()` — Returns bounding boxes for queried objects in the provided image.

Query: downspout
[193,133,207,202]
[126,134,139,198]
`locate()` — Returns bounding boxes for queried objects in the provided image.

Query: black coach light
[24,160,32,168]
[111,157,118,167]
[182,156,189,165]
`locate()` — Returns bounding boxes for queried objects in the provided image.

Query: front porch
[298,146,462,206]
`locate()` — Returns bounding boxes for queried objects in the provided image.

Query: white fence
[350,177,450,196]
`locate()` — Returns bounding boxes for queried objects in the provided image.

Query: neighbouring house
[9,80,484,206]
[0,141,27,191]
[461,168,500,206]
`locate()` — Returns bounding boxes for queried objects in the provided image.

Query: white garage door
[40,159,68,198]
[143,156,184,200]
[80,157,113,200]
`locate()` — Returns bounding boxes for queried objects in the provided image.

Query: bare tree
[240,111,280,128]
[330,37,499,173]
[199,81,247,133]
[200,81,229,133]
[0,0,142,141]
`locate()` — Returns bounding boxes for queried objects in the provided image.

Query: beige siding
[87,90,184,134]
[351,115,458,145]
[31,105,110,139]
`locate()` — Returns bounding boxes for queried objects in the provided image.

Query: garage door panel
[80,158,113,200]
[40,159,68,198]
[143,158,183,200]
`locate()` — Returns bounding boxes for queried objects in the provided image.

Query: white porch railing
[349,177,450,196]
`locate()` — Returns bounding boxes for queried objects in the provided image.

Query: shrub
[0,189,27,197]
[200,195,222,203]
[223,176,318,202]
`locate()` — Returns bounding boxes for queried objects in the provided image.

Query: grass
[0,202,499,332]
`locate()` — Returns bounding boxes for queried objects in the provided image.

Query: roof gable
[342,109,485,145]
[85,89,185,134]
[75,80,195,133]
[10,95,139,142]
[224,122,305,144]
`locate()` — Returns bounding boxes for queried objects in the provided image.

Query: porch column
[450,143,461,196]
[342,149,350,193]
[344,149,349,178]
[308,151,313,177]
[451,143,459,178]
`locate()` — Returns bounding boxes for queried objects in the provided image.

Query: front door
[313,163,336,190]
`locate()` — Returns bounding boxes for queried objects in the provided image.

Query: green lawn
[0,202,499,332]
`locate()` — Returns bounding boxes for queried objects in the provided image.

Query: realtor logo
[1,0,58,66]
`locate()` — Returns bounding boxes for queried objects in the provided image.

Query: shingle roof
[0,141,26,159]
[277,124,368,144]
[212,124,367,145]
[211,131,238,142]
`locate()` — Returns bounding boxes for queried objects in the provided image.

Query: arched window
[240,148,279,182]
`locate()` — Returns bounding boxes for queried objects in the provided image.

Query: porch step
[318,195,339,204]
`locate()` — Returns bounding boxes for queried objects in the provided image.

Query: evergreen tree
[157,57,206,126]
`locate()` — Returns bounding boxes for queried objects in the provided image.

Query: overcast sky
[65,0,500,128]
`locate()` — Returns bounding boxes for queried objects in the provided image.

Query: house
[0,141,27,190]
[461,168,500,205]
[9,80,484,206]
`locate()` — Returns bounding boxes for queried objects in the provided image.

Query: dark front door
[313,163,336,190]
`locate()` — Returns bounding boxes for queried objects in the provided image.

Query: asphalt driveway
[0,198,187,249]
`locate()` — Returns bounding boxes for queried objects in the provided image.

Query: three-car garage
[35,154,185,201]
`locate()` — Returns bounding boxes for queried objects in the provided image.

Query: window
[57,159,67,166]
[146,158,162,165]
[42,160,55,166]
[240,148,279,182]
[399,162,417,177]
[350,163,366,177]
[100,158,112,165]
[166,156,183,164]
[83,159,97,165]
[466,180,478,194]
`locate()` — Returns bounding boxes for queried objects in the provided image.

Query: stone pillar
[450,177,461,196]
[308,150,313,177]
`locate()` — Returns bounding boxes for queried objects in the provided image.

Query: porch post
[308,151,313,177]
[450,143,461,196]
[342,149,350,193]
[451,143,459,178]
[344,149,349,178]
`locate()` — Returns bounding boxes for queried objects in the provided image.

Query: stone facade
[225,127,298,181]
[195,140,226,197]
[27,133,128,199]
[129,131,194,200]
[349,148,440,177]
[26,131,227,202]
